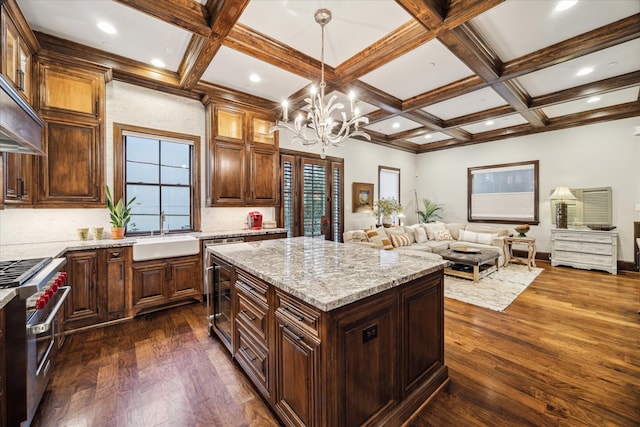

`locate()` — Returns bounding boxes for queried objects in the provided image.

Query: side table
[504,236,536,270]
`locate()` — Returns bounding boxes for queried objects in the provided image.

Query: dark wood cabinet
[37,118,101,205]
[226,266,447,427]
[3,152,32,204]
[274,309,321,427]
[1,2,36,104]
[65,250,101,329]
[212,141,246,205]
[34,54,108,207]
[206,102,279,207]
[101,248,130,321]
[66,248,131,330]
[248,146,279,205]
[0,299,6,427]
[132,255,201,314]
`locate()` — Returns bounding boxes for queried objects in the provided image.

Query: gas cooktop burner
[0,258,52,288]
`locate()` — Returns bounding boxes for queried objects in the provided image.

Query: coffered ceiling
[15,0,640,153]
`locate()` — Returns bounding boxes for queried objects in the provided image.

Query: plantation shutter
[303,160,326,238]
[332,162,343,242]
[281,156,295,237]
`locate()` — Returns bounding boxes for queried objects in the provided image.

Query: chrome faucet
[160,210,166,236]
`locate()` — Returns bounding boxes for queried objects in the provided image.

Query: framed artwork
[352,182,374,213]
[468,160,539,224]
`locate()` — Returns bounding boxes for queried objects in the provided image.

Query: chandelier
[270,8,370,159]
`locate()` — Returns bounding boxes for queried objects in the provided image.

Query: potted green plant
[105,185,136,239]
[373,197,403,227]
[416,198,443,223]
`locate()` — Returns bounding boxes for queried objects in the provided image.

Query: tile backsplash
[0,207,276,245]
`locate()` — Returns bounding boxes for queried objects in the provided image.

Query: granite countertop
[0,228,287,309]
[208,236,447,312]
[0,228,288,261]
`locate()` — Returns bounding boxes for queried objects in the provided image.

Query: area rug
[444,264,543,311]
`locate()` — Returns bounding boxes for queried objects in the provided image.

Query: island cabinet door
[399,274,444,396]
[274,313,321,427]
[327,292,399,427]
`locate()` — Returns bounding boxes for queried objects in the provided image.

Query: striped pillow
[390,233,412,248]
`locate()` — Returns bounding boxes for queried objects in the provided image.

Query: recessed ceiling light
[97,21,116,35]
[576,67,593,76]
[424,134,432,139]
[485,120,494,126]
[249,73,261,83]
[151,58,166,68]
[587,96,601,103]
[392,122,401,129]
[555,0,578,12]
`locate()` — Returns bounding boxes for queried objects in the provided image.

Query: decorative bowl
[514,224,530,236]
[586,225,616,231]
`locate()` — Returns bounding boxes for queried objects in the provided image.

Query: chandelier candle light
[270,9,370,159]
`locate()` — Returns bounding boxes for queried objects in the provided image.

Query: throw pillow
[477,232,498,245]
[351,230,368,242]
[414,227,428,243]
[402,225,418,243]
[366,228,394,250]
[390,233,412,248]
[445,223,465,240]
[434,229,453,241]
[423,222,446,240]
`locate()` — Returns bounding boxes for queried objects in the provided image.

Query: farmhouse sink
[132,235,200,261]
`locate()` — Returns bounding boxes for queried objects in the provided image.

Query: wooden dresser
[550,228,618,274]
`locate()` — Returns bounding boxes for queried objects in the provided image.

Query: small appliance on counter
[248,211,263,230]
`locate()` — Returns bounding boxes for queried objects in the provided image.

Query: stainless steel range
[0,257,68,427]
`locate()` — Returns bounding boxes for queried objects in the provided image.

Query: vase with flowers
[373,197,403,227]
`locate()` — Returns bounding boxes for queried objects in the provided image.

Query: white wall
[1,80,637,264]
[416,117,640,262]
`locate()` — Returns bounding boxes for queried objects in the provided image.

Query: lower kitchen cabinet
[66,247,131,330]
[132,254,202,314]
[65,249,101,329]
[101,247,130,321]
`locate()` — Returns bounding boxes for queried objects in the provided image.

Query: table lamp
[549,187,577,228]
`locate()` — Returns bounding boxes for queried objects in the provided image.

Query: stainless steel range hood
[0,74,44,155]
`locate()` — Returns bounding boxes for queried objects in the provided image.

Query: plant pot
[111,227,125,240]
[382,214,393,228]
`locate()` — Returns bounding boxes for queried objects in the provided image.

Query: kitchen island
[208,237,449,427]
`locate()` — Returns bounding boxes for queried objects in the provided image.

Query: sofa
[343,222,510,265]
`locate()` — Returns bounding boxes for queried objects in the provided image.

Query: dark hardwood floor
[32,261,640,426]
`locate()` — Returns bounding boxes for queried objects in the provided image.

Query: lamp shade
[549,187,577,200]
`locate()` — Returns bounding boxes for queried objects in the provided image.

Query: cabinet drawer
[554,240,613,255]
[237,292,268,344]
[553,232,613,244]
[236,271,268,304]
[275,291,321,336]
[554,251,613,267]
[235,324,270,398]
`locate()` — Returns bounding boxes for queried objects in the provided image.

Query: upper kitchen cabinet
[37,55,106,121]
[37,118,102,206]
[0,0,39,105]
[3,152,32,205]
[34,53,110,207]
[206,101,279,207]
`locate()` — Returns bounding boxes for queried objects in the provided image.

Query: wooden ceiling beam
[178,0,250,89]
[530,71,640,109]
[113,0,211,36]
[503,14,640,79]
[225,24,329,82]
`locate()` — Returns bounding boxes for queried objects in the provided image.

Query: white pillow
[414,227,428,243]
[402,225,419,243]
[423,222,446,240]
[434,229,453,241]
[458,229,497,245]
